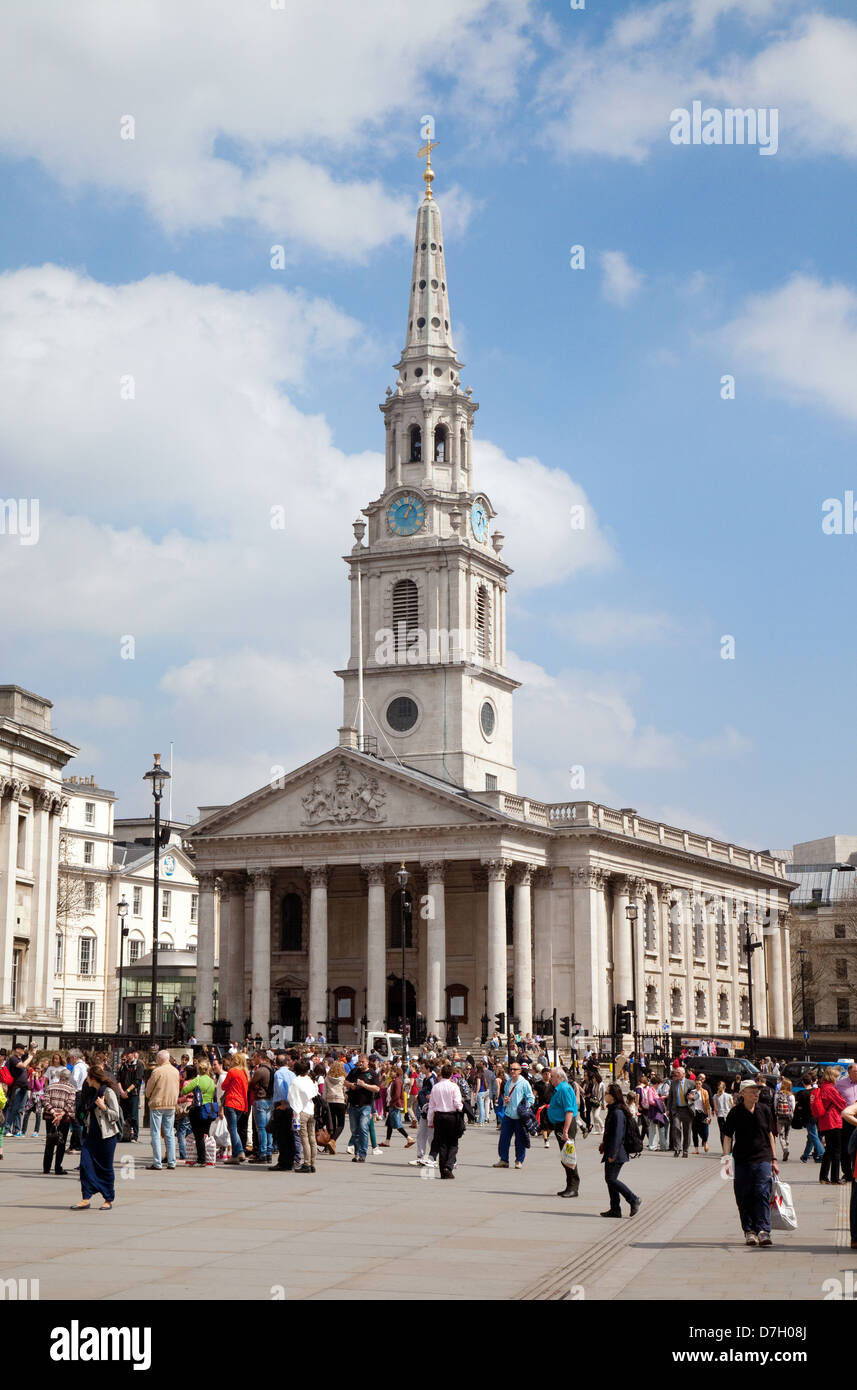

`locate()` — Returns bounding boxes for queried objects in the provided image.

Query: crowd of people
[2,1040,855,1244]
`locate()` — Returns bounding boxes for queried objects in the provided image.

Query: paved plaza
[2,1124,853,1301]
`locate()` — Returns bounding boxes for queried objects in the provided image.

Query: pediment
[189,748,504,841]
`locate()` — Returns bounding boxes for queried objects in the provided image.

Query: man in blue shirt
[493,1062,535,1170]
[270,1052,300,1171]
[547,1066,580,1198]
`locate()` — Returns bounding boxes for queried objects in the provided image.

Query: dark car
[684,1055,775,1091]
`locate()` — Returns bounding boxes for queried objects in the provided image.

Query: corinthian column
[485,859,510,1027]
[611,877,632,1016]
[512,864,533,1037]
[423,861,446,1042]
[307,866,329,1039]
[195,871,218,1043]
[250,869,271,1039]
[363,864,386,1034]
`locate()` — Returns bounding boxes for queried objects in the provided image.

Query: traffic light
[616,1006,632,1033]
[560,1016,571,1038]
[495,1011,505,1034]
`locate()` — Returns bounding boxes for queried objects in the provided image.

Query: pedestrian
[714,1081,733,1150]
[21,1059,46,1137]
[181,1057,217,1167]
[345,1054,379,1163]
[586,1067,606,1137]
[814,1067,848,1184]
[144,1048,181,1171]
[797,1073,824,1163]
[249,1051,275,1165]
[721,1079,778,1246]
[269,1051,299,1173]
[3,1045,32,1137]
[600,1083,641,1218]
[836,1064,857,1181]
[408,1059,438,1168]
[66,1048,89,1153]
[492,1063,505,1128]
[324,1059,347,1147]
[379,1065,416,1150]
[493,1060,534,1171]
[42,1065,76,1175]
[774,1077,795,1162]
[547,1066,580,1199]
[223,1052,250,1165]
[117,1049,144,1142]
[475,1063,491,1127]
[669,1066,696,1158]
[288,1060,319,1174]
[427,1062,463,1179]
[690,1072,711,1154]
[70,1064,122,1211]
[842,1100,857,1249]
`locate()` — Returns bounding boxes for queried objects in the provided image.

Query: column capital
[610,874,636,895]
[250,868,272,891]
[197,870,218,892]
[362,862,386,887]
[307,865,330,889]
[1,777,29,801]
[511,863,535,887]
[574,865,603,889]
[483,857,512,882]
[533,866,555,890]
[220,871,245,895]
[34,786,54,812]
[422,859,447,883]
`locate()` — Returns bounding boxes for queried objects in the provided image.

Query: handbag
[316,1126,331,1147]
[211,1115,230,1149]
[560,1138,577,1168]
[193,1085,218,1122]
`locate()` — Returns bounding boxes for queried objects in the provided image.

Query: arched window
[716,918,728,962]
[740,994,750,1027]
[475,585,491,660]
[668,902,682,955]
[718,992,729,1025]
[445,983,469,1025]
[392,579,418,656]
[409,425,422,462]
[281,892,303,951]
[695,988,707,1021]
[644,895,657,952]
[434,424,447,463]
[645,983,658,1018]
[505,885,514,946]
[390,889,413,948]
[671,985,683,1020]
[128,934,144,964]
[334,986,355,1025]
[459,428,467,475]
[693,918,705,959]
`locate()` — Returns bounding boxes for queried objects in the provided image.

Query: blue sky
[0,0,854,849]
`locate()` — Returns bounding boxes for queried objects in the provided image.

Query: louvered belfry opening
[475,584,490,660]
[393,578,419,654]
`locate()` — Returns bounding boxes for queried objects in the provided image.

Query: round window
[417,316,426,328]
[480,702,496,737]
[387,697,418,732]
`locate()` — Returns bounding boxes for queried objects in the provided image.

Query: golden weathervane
[417,136,438,198]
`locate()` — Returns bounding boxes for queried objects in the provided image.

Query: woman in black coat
[600,1083,641,1219]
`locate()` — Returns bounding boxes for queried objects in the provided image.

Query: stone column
[40,795,63,1012]
[750,901,768,1035]
[533,868,554,1024]
[364,864,386,1033]
[0,778,26,1011]
[765,905,786,1037]
[28,789,54,1012]
[780,911,794,1037]
[250,869,271,1039]
[423,861,446,1042]
[221,873,246,1032]
[659,883,673,1037]
[307,866,329,1040]
[485,859,510,1027]
[683,892,696,1032]
[512,865,533,1037]
[242,879,254,1034]
[611,876,632,1018]
[194,871,218,1043]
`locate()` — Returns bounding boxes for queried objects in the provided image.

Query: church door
[386,977,416,1037]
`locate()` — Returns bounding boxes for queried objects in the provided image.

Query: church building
[189,154,793,1048]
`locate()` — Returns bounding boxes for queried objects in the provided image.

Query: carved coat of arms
[301,760,387,826]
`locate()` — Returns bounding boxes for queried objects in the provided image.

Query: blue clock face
[387,493,425,536]
[470,498,489,542]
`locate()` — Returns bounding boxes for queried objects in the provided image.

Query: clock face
[387,493,425,537]
[470,498,489,543]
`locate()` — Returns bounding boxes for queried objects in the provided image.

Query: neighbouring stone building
[785,836,857,1046]
[187,163,794,1049]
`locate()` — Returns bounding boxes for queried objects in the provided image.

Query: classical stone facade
[0,686,78,1035]
[188,170,794,1048]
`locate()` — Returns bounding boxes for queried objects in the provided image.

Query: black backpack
[622,1109,643,1157]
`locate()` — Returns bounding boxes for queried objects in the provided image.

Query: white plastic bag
[769,1177,797,1231]
[560,1138,577,1168]
[211,1115,230,1150]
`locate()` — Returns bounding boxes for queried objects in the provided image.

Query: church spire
[397,145,460,385]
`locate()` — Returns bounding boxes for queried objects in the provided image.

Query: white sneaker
[424,1156,438,1167]
[373,1148,384,1155]
[409,1158,423,1166]
[514,1160,523,1170]
[745,1231,759,1246]
[346,1144,354,1155]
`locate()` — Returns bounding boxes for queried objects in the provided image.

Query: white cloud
[601,251,645,306]
[0,0,534,253]
[551,608,678,647]
[720,274,857,423]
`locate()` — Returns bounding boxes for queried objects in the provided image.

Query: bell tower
[337,145,519,791]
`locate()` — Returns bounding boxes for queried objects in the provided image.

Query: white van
[362,1030,405,1059]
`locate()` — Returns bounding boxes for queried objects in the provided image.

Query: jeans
[175,1113,191,1161]
[22,1104,42,1136]
[672,1107,693,1155]
[733,1159,773,1234]
[386,1107,407,1139]
[801,1122,824,1161]
[225,1106,244,1157]
[349,1104,371,1159]
[649,1118,669,1151]
[253,1100,273,1158]
[43,1117,69,1173]
[498,1116,527,1165]
[149,1108,176,1168]
[416,1113,430,1159]
[820,1129,842,1184]
[122,1091,140,1140]
[5,1087,27,1135]
[604,1159,638,1214]
[477,1092,491,1125]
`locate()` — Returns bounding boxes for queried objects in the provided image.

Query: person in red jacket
[813,1068,848,1184]
[222,1054,250,1165]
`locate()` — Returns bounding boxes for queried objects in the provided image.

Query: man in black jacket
[117,1051,144,1142]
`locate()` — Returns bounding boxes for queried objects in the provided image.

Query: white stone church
[189,161,794,1049]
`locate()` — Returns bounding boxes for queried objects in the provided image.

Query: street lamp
[797,946,809,1062]
[115,894,129,1033]
[396,863,410,1062]
[143,753,171,1040]
[742,912,763,1060]
[625,903,639,1087]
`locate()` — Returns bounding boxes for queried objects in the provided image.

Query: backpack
[775,1091,791,1119]
[622,1110,643,1157]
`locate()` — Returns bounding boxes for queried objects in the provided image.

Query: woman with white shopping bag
[721,1079,779,1247]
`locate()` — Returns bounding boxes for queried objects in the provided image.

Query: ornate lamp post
[115,894,129,1033]
[742,911,763,1060]
[143,754,171,1039]
[397,863,409,1061]
[625,902,640,1087]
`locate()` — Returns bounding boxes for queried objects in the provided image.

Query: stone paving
[1,1124,852,1301]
